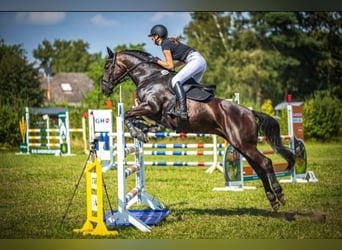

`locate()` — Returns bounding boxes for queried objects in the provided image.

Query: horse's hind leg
[267,167,286,206]
[243,150,285,211]
[253,153,286,206]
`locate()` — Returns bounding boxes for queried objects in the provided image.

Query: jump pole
[105,102,165,232]
[23,107,71,155]
[205,134,224,173]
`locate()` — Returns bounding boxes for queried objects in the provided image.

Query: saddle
[167,77,215,101]
[161,74,216,124]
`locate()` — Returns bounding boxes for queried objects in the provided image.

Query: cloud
[90,14,119,27]
[150,12,175,22]
[149,12,191,25]
[15,12,65,24]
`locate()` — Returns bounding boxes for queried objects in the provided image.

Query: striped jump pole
[121,140,225,169]
[114,134,225,173]
[107,133,226,172]
[105,103,165,233]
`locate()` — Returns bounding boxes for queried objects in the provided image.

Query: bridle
[102,52,121,89]
[102,51,154,90]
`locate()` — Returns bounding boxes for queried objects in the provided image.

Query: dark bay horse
[102,48,295,211]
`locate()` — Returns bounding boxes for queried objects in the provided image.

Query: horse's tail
[252,110,295,171]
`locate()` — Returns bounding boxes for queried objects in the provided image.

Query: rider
[148,24,207,120]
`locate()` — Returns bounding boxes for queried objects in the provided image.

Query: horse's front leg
[124,102,159,143]
[125,120,148,142]
[124,118,143,140]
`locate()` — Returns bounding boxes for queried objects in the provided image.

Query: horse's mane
[120,50,165,71]
[121,50,152,59]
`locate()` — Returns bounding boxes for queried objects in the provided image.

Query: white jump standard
[105,103,166,232]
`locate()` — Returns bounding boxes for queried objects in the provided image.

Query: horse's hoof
[278,194,286,205]
[137,133,149,143]
[129,131,137,138]
[272,202,280,212]
[142,136,149,143]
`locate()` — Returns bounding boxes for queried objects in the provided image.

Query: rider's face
[151,35,161,46]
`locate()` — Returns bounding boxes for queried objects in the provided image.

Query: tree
[249,12,342,102]
[184,12,284,106]
[33,39,101,73]
[296,12,342,99]
[184,12,232,98]
[0,39,44,107]
[0,39,44,146]
[184,12,342,108]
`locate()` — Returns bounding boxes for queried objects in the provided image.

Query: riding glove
[148,56,159,63]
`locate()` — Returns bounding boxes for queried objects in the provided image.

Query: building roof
[40,72,94,105]
[274,101,303,111]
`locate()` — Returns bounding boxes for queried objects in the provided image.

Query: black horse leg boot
[173,82,188,120]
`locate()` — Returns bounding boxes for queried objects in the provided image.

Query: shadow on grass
[169,206,327,223]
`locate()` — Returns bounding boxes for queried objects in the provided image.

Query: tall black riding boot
[173,82,188,120]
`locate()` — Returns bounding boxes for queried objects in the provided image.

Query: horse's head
[102,47,160,97]
[102,47,126,97]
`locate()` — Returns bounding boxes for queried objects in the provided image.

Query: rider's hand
[148,56,159,63]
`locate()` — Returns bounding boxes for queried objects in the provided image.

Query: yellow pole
[73,158,118,236]
[82,117,89,155]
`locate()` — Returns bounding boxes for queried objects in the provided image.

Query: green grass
[0,142,341,239]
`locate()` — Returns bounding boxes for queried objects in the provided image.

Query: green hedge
[303,90,342,141]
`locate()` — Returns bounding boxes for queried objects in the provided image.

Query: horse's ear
[107,47,114,58]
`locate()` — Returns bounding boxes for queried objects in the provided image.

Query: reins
[102,50,168,88]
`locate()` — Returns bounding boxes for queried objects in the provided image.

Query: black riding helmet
[148,24,168,39]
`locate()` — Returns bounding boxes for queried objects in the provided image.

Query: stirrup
[173,110,188,120]
[166,110,188,120]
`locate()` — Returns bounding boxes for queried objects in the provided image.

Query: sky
[0,12,192,65]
